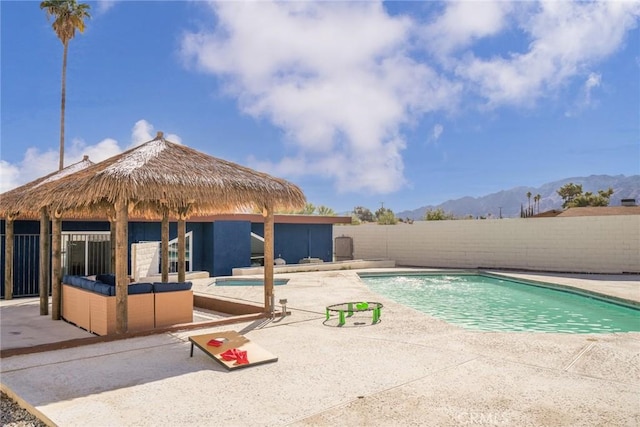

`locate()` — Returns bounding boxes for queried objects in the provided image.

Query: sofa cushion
[78,277,97,291]
[92,282,115,296]
[152,282,193,293]
[64,275,85,288]
[128,283,153,295]
[96,274,116,286]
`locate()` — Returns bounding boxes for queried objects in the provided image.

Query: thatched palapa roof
[12,132,306,218]
[0,155,94,219]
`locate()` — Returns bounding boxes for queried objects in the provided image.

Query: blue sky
[2,1,639,214]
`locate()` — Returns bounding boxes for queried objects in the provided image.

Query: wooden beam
[4,216,14,300]
[161,208,169,283]
[106,207,116,273]
[39,208,50,315]
[177,215,186,283]
[263,207,274,313]
[110,220,116,273]
[51,215,62,320]
[115,201,129,334]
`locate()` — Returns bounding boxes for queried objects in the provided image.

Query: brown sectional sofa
[61,275,193,335]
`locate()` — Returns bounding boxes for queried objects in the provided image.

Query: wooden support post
[39,208,50,315]
[177,214,186,283]
[51,214,62,320]
[263,207,274,313]
[115,201,129,334]
[161,208,169,283]
[4,216,14,300]
[109,220,116,273]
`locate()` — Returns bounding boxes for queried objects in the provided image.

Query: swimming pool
[213,278,289,287]
[359,273,639,333]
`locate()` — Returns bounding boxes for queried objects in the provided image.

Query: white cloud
[583,72,602,106]
[0,160,21,193]
[422,1,513,57]
[181,1,460,194]
[585,72,602,91]
[429,124,444,144]
[0,120,181,192]
[180,1,638,195]
[452,1,640,107]
[130,119,182,148]
[565,72,603,117]
[131,119,155,147]
[68,137,122,162]
[96,1,117,15]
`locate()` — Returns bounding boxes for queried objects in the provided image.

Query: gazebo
[8,132,306,333]
[1,155,95,313]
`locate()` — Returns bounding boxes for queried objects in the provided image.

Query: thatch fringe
[0,156,94,218]
[6,135,306,220]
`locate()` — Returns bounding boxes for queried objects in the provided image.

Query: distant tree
[557,183,583,208]
[594,188,615,206]
[558,183,613,208]
[41,0,91,171]
[565,188,614,208]
[350,214,362,225]
[527,191,533,216]
[316,205,335,216]
[376,210,398,225]
[534,194,541,213]
[353,206,375,222]
[424,208,455,221]
[374,206,394,221]
[297,203,316,214]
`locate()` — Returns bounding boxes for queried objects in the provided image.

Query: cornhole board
[189,330,278,370]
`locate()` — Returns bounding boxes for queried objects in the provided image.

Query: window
[61,232,111,276]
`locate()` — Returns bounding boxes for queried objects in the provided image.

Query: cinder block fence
[334,216,640,274]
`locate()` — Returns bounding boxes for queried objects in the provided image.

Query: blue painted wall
[212,221,251,277]
[251,223,333,264]
[2,219,335,297]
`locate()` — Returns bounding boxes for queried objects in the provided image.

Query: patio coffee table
[325,301,383,326]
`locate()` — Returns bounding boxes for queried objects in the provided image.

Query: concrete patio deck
[1,268,639,426]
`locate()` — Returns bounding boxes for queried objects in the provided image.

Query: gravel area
[0,392,46,427]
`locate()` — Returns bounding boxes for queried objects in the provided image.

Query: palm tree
[534,194,541,213]
[298,203,316,215]
[40,0,91,171]
[316,205,336,216]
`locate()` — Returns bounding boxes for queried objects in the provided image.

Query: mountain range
[396,174,640,220]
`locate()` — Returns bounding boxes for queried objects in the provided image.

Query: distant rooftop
[534,206,640,218]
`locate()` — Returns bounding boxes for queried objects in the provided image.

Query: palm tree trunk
[59,41,68,171]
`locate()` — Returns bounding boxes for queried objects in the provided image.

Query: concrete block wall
[131,242,160,281]
[334,215,640,274]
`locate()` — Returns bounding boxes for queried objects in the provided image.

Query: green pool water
[359,274,639,333]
